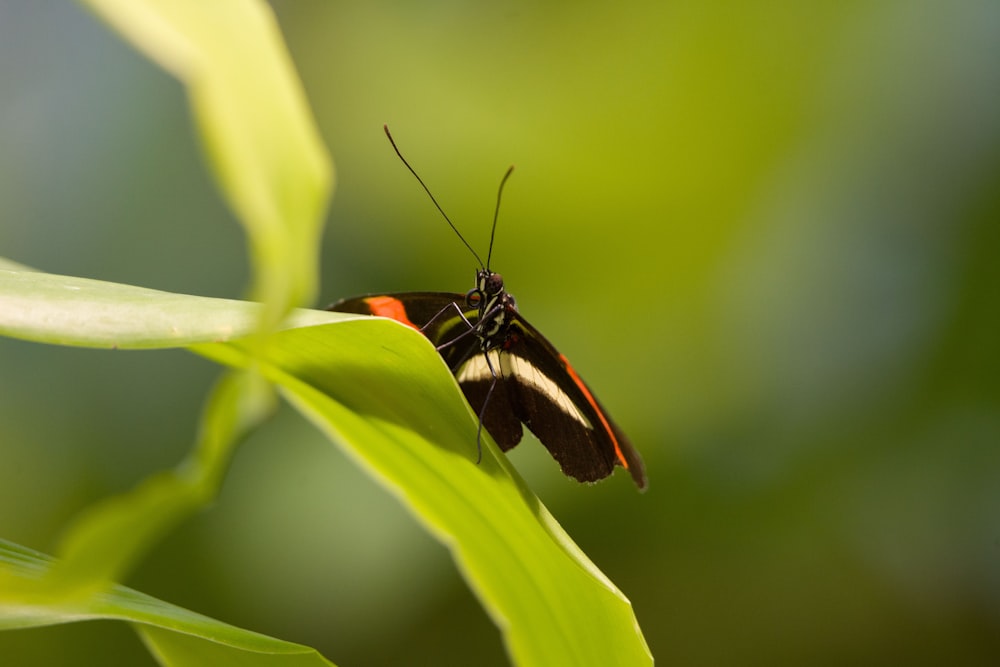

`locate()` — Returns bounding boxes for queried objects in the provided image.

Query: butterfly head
[481,269,505,297]
[467,269,505,309]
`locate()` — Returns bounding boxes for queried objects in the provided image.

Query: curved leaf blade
[79,0,334,324]
[197,321,653,666]
[0,268,339,349]
[0,268,652,665]
[0,539,334,667]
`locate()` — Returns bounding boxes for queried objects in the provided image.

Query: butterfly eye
[466,289,483,308]
[485,272,504,295]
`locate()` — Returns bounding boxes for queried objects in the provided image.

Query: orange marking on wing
[364,296,420,331]
[559,354,629,469]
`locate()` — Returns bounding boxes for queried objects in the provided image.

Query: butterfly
[329,126,646,490]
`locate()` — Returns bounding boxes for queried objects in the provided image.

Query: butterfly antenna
[384,125,484,268]
[486,165,515,270]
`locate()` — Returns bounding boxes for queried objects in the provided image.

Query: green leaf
[79,0,333,327]
[0,268,652,665]
[0,268,339,349]
[196,322,653,666]
[0,539,334,667]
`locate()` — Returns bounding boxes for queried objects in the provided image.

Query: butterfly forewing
[500,317,644,487]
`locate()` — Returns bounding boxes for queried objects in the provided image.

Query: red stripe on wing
[363,296,420,331]
[558,353,631,472]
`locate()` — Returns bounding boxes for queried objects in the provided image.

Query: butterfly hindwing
[453,359,526,451]
[497,317,644,487]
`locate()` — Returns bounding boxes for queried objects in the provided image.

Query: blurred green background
[2,1,1000,665]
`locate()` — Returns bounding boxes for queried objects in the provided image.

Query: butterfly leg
[473,350,502,464]
[420,301,479,352]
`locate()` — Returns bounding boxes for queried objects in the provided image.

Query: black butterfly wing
[455,314,647,490]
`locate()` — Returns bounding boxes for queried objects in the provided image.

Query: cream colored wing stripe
[455,350,593,429]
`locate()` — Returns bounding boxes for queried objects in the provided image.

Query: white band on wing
[456,350,593,429]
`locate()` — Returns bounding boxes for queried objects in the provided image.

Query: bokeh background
[2,1,1000,665]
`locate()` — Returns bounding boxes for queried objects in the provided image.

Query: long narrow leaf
[1,268,652,665]
[0,539,334,667]
[0,268,338,349]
